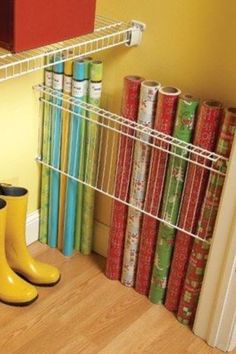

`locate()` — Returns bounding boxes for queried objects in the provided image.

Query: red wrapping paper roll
[106,76,144,280]
[135,86,180,295]
[165,100,223,312]
[177,107,236,326]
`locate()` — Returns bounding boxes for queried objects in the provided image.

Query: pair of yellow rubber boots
[0,185,60,306]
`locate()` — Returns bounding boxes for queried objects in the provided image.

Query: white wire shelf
[35,84,228,244]
[0,16,144,83]
[35,84,228,175]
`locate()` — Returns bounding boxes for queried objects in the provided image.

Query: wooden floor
[0,242,231,354]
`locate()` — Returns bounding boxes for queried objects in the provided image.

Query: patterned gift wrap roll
[57,60,73,251]
[81,61,103,255]
[106,75,144,280]
[135,87,182,296]
[48,60,64,248]
[149,94,198,304]
[63,60,86,257]
[121,80,161,287]
[177,107,236,326]
[75,57,93,251]
[165,100,223,312]
[39,56,53,244]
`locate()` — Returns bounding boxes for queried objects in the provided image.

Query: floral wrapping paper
[148,93,199,304]
[177,107,236,326]
[164,101,223,313]
[135,88,182,296]
[121,81,161,287]
[106,76,144,280]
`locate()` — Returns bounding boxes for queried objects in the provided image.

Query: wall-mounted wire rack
[34,84,228,244]
[0,17,145,83]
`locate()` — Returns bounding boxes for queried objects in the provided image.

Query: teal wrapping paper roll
[63,60,86,256]
[75,57,93,251]
[81,60,103,255]
[48,60,64,248]
[39,55,53,244]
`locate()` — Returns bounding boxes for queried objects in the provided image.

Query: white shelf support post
[126,20,146,47]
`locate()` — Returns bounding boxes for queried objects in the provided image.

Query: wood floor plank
[0,242,231,354]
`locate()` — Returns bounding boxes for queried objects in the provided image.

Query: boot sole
[16,273,61,287]
[0,294,38,307]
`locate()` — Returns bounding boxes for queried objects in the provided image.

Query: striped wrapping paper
[135,87,182,296]
[63,60,86,256]
[165,100,223,312]
[75,57,93,251]
[57,60,73,251]
[81,61,103,255]
[48,61,64,248]
[39,57,53,244]
[149,94,198,303]
[106,76,144,280]
[121,80,161,287]
[177,107,236,326]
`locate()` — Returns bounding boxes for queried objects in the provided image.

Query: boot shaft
[0,186,28,244]
[0,199,7,255]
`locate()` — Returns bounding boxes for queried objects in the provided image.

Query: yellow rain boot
[0,186,61,286]
[0,198,38,305]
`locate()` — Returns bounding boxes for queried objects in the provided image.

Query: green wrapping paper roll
[149,94,199,304]
[39,56,53,244]
[75,57,93,251]
[177,107,236,326]
[48,61,64,248]
[81,60,103,255]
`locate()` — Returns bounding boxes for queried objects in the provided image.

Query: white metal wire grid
[35,84,228,244]
[0,16,133,83]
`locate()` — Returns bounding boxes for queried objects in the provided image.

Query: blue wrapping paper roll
[48,60,64,248]
[75,57,93,251]
[63,60,86,256]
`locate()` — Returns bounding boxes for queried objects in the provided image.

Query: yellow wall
[0,0,235,224]
[0,72,42,212]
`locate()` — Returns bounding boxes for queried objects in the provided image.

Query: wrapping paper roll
[149,93,198,304]
[106,75,144,280]
[136,90,193,296]
[39,56,53,244]
[121,80,161,287]
[177,107,236,326]
[57,60,73,250]
[81,61,103,255]
[63,60,86,256]
[165,100,223,312]
[75,57,93,251]
[48,61,64,248]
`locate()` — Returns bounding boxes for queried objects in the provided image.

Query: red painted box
[0,0,96,53]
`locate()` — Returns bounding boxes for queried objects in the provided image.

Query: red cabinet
[0,0,96,53]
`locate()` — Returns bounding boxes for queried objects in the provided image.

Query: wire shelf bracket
[0,16,145,83]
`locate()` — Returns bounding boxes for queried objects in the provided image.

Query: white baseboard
[26,210,39,245]
[25,211,108,257]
